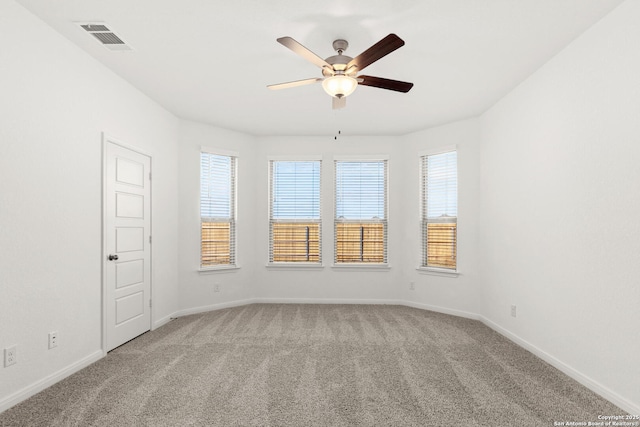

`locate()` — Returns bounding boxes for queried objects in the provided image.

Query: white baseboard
[479,316,640,415]
[171,298,259,319]
[400,300,480,320]
[152,314,176,330]
[254,297,403,305]
[165,298,405,322]
[0,350,104,414]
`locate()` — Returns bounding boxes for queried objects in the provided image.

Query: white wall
[176,120,257,314]
[402,119,481,317]
[3,0,638,416]
[479,0,640,412]
[0,1,180,410]
[251,136,404,302]
[175,127,481,308]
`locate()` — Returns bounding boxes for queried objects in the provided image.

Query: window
[269,160,321,263]
[421,150,457,270]
[200,151,236,267]
[334,160,387,264]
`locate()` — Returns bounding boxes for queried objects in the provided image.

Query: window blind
[200,152,236,267]
[269,160,321,263]
[334,160,387,264]
[421,151,457,269]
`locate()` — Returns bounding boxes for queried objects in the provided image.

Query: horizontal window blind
[335,160,387,263]
[335,161,386,219]
[271,161,321,219]
[422,151,457,269]
[201,152,236,267]
[269,161,321,263]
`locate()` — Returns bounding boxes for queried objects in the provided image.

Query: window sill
[266,263,324,271]
[331,264,391,271]
[198,265,241,273]
[416,267,459,277]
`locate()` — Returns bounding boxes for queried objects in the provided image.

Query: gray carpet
[0,304,624,426]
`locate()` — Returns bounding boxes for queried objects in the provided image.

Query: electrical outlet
[409,282,415,291]
[49,331,58,349]
[4,346,17,367]
[214,283,220,293]
[511,305,517,318]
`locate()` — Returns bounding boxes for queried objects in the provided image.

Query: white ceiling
[16,0,624,136]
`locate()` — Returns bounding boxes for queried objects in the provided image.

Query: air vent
[79,24,109,32]
[91,32,125,45]
[77,22,132,51]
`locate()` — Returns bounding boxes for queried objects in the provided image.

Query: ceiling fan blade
[332,96,346,110]
[267,78,322,90]
[347,34,405,73]
[277,37,332,70]
[358,75,414,93]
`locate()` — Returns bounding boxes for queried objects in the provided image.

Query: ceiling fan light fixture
[322,75,358,98]
[270,34,412,108]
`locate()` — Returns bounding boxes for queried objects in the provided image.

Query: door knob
[108,254,119,261]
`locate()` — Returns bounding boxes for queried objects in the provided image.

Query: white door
[104,139,151,351]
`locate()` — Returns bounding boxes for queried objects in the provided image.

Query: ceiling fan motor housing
[322,39,355,77]
[323,56,353,76]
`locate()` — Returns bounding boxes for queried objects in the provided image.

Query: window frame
[418,147,459,276]
[333,156,389,268]
[267,157,323,268]
[199,148,238,272]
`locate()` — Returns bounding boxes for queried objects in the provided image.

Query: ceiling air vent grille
[77,22,132,51]
[91,32,125,45]
[80,24,109,32]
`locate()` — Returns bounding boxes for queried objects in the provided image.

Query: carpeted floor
[0,304,624,426]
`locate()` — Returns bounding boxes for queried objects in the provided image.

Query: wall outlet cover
[4,346,17,367]
[49,331,58,349]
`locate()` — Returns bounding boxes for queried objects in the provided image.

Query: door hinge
[148,172,151,180]
[149,235,152,244]
[149,299,152,308]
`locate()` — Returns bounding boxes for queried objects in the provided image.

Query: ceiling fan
[268,34,414,109]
